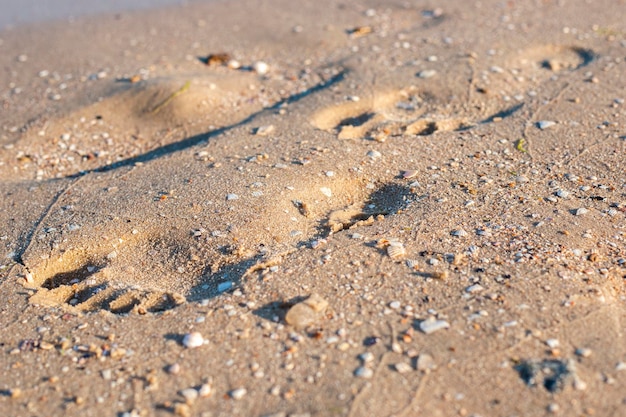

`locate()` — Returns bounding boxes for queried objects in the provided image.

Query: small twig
[149,81,191,114]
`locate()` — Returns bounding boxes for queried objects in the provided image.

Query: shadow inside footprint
[41,262,106,290]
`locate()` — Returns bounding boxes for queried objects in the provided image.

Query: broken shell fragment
[285,294,329,328]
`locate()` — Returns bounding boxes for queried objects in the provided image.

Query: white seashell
[387,242,406,260]
[182,332,205,348]
[366,150,382,159]
[419,317,450,334]
[451,229,468,237]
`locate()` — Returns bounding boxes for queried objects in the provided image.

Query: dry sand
[1,0,625,416]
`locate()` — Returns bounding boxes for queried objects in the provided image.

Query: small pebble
[465,284,484,293]
[253,61,270,75]
[537,120,556,130]
[182,332,205,348]
[417,69,437,78]
[256,125,275,136]
[451,229,468,237]
[416,353,437,371]
[199,383,212,397]
[556,189,570,198]
[419,317,450,334]
[354,366,374,378]
[366,150,382,160]
[574,207,589,216]
[180,388,199,404]
[545,338,560,349]
[575,347,592,358]
[229,387,247,400]
[394,362,413,374]
[167,363,181,374]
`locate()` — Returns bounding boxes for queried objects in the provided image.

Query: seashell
[387,242,406,260]
[405,259,419,270]
[451,229,468,237]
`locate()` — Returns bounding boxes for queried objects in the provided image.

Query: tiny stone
[465,284,484,293]
[556,189,570,198]
[389,300,401,309]
[417,69,437,78]
[574,207,589,216]
[354,366,373,378]
[180,388,199,404]
[545,338,560,348]
[367,150,382,159]
[199,383,212,397]
[537,120,556,130]
[253,61,270,75]
[226,193,239,201]
[182,332,205,348]
[451,229,468,237]
[575,347,592,358]
[256,125,275,136]
[416,353,437,371]
[419,317,450,334]
[229,387,247,400]
[167,363,181,374]
[320,187,332,197]
[394,362,413,374]
[359,352,374,363]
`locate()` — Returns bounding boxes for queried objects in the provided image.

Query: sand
[0,0,625,415]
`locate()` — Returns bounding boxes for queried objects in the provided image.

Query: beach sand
[1,0,625,415]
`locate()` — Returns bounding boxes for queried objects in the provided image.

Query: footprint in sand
[11,69,415,314]
[310,44,596,143]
